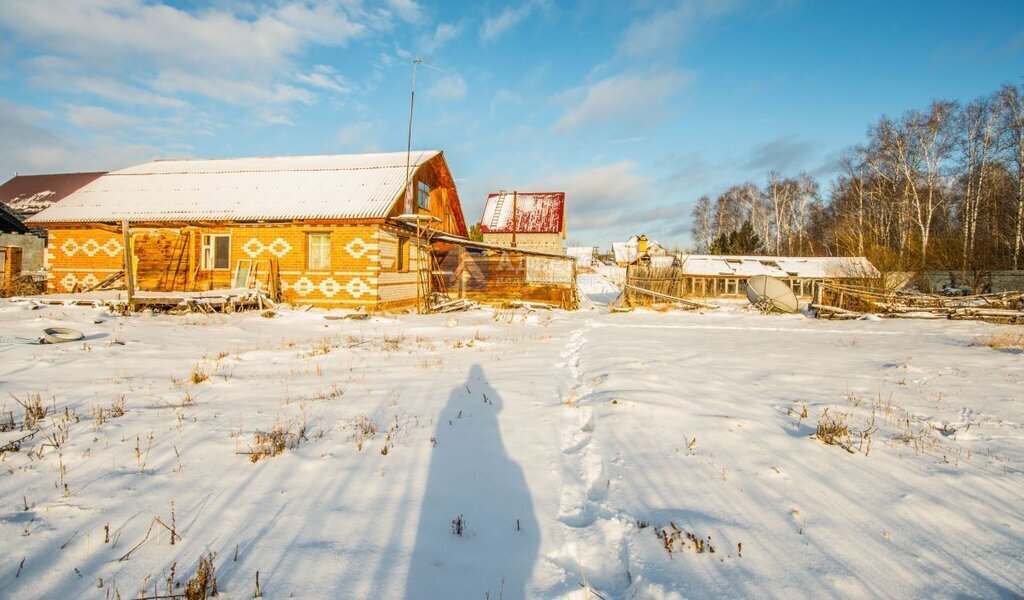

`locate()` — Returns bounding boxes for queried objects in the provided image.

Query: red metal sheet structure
[480,191,565,234]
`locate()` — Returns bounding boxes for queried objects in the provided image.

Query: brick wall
[233,223,384,306]
[45,228,125,292]
[44,223,441,309]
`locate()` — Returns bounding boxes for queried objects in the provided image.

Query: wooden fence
[623,265,710,309]
[436,247,578,309]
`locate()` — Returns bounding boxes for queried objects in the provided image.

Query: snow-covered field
[1,292,1022,599]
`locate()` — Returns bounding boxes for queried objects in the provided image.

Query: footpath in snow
[0,298,1021,599]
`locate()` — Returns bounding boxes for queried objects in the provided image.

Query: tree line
[690,80,1024,274]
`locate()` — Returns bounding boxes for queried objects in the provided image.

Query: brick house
[25,151,468,309]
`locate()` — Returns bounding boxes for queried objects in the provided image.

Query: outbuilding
[479,191,566,254]
[676,254,880,298]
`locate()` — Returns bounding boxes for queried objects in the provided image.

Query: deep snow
[0,295,1021,599]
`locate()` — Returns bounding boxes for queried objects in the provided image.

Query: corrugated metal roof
[480,191,565,234]
[680,255,880,278]
[26,151,440,224]
[0,172,106,219]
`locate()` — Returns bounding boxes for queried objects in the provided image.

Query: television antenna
[403,57,444,212]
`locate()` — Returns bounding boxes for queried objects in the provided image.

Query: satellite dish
[746,275,799,314]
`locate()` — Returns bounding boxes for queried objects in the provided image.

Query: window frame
[306,231,332,271]
[395,236,409,272]
[417,181,431,211]
[201,233,231,270]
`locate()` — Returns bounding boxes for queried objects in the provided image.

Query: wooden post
[121,220,136,304]
[415,220,422,315]
[1,246,22,290]
[511,190,518,248]
[458,246,466,300]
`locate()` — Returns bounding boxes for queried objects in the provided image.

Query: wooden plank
[121,220,135,303]
[623,284,714,309]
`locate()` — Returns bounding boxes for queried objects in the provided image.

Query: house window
[379,232,407,272]
[417,181,431,210]
[202,234,230,270]
[396,237,408,272]
[307,233,331,270]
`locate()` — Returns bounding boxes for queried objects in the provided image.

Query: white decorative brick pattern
[242,237,293,258]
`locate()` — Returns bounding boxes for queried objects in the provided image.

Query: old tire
[41,327,85,344]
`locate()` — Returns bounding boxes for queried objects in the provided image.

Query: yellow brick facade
[45,223,432,309]
[45,228,125,293]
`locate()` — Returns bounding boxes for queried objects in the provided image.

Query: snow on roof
[612,235,669,264]
[0,201,27,233]
[0,172,106,219]
[566,246,595,258]
[567,246,595,267]
[26,152,441,224]
[480,191,565,234]
[680,255,880,278]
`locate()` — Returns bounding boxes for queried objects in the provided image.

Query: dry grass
[654,522,720,557]
[249,418,308,462]
[92,395,127,429]
[312,384,344,401]
[304,336,335,357]
[382,334,405,352]
[813,407,853,452]
[348,415,378,451]
[976,329,1024,351]
[11,393,47,430]
[185,552,218,599]
[189,364,210,385]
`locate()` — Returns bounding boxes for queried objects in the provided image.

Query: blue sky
[1,1,1021,249]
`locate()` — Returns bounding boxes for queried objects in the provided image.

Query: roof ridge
[108,164,416,176]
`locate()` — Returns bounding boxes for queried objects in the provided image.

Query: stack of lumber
[814,283,1024,324]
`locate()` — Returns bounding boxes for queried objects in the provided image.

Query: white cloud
[0,0,391,111]
[552,69,692,132]
[479,0,547,43]
[618,0,742,56]
[426,73,467,101]
[0,100,162,176]
[385,0,425,23]
[151,71,316,106]
[336,121,382,153]
[273,2,368,47]
[528,159,694,246]
[490,89,522,116]
[540,161,648,223]
[66,105,143,130]
[23,56,191,110]
[296,65,354,94]
[419,21,463,52]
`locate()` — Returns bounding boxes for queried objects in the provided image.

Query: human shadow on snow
[404,364,539,599]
